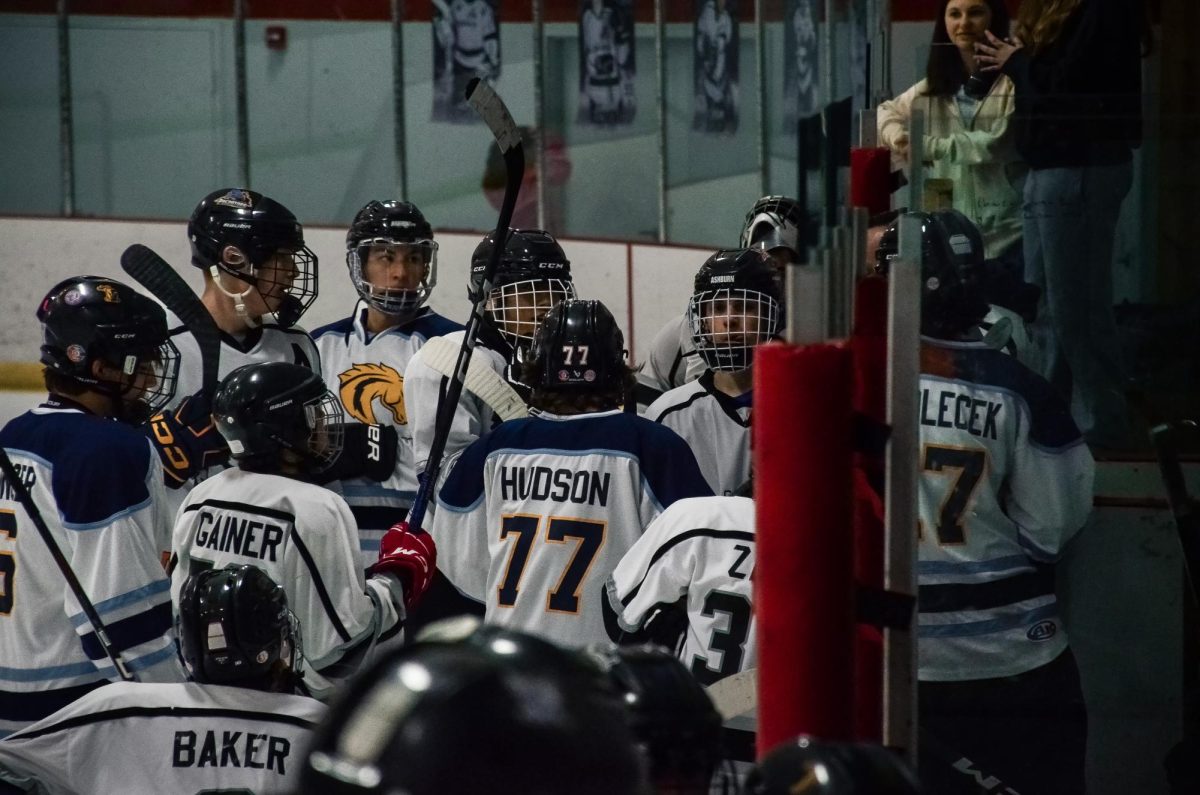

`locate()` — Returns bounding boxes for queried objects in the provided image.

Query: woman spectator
[877,0,1026,294]
[977,0,1148,449]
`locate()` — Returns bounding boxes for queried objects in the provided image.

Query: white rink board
[0,218,712,369]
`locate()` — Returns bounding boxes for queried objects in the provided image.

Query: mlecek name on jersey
[173,730,293,774]
[194,509,286,562]
[499,465,611,507]
[919,388,1002,441]
[0,461,36,502]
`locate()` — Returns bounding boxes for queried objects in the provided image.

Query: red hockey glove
[367,521,437,611]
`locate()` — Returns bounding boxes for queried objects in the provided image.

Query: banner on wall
[577,0,637,126]
[783,0,820,132]
[432,0,502,123]
[692,0,739,134]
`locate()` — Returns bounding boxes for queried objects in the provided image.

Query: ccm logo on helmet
[1026,620,1057,642]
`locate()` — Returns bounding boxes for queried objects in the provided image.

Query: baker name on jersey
[919,388,1001,441]
[173,730,292,774]
[194,509,286,561]
[500,466,611,507]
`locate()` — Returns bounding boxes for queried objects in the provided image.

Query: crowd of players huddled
[0,184,1091,794]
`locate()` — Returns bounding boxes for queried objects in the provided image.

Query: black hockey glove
[317,423,398,484]
[145,391,230,489]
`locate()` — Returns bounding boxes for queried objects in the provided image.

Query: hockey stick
[0,448,136,682]
[120,244,221,400]
[406,77,524,533]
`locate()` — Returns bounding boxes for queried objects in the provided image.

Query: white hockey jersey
[404,329,510,475]
[916,337,1094,681]
[645,371,751,496]
[0,681,323,794]
[0,399,184,739]
[431,409,713,649]
[170,467,405,695]
[313,303,463,566]
[638,312,705,403]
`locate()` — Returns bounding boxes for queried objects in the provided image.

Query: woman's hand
[975,30,1023,72]
[894,134,910,166]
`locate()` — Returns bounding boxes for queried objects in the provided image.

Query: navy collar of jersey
[353,300,436,343]
[699,370,753,424]
[41,394,99,416]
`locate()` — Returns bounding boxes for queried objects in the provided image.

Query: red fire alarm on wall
[265,25,287,51]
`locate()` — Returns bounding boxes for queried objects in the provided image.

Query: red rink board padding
[850,147,894,220]
[754,342,856,756]
[848,275,890,741]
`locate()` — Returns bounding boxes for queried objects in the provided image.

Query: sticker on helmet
[66,344,87,363]
[213,188,255,209]
[96,284,121,303]
[64,289,83,306]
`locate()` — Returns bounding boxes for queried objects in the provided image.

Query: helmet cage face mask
[486,278,577,353]
[291,389,346,473]
[110,340,182,424]
[213,245,318,329]
[688,287,780,372]
[346,238,439,317]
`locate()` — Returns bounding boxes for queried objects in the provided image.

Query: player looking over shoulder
[0,564,323,794]
[403,228,576,473]
[151,188,322,493]
[430,299,712,648]
[645,249,782,495]
[312,200,462,567]
[639,195,801,404]
[169,362,435,699]
[0,276,185,738]
[876,210,1094,794]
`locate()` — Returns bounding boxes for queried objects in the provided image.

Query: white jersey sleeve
[639,313,704,400]
[170,469,404,694]
[403,330,508,474]
[606,496,757,686]
[0,681,323,795]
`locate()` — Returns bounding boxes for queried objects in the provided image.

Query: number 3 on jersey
[497,514,605,613]
[0,508,17,615]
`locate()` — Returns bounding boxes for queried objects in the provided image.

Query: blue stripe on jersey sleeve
[79,602,173,660]
[1,412,155,528]
[68,579,172,628]
[947,347,1083,450]
[918,602,1058,638]
[436,435,491,511]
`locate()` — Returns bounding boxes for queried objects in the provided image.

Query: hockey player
[0,276,185,738]
[300,620,648,794]
[604,491,758,784]
[403,228,576,474]
[694,0,736,132]
[429,299,712,648]
[313,200,462,567]
[640,195,801,402]
[645,249,782,495]
[0,564,323,794]
[876,211,1094,793]
[169,362,436,698]
[151,187,322,494]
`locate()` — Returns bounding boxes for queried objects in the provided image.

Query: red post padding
[850,147,893,218]
[754,342,856,756]
[848,276,890,742]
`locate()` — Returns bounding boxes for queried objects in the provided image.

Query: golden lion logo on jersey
[339,363,407,426]
[95,283,120,303]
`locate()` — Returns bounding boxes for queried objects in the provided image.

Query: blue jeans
[1023,161,1133,446]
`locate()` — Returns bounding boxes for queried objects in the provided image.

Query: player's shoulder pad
[644,379,707,422]
[410,311,465,340]
[311,316,356,340]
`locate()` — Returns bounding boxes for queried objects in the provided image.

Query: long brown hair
[1015,0,1083,52]
[925,0,1011,97]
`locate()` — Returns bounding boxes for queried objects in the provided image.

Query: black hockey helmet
[187,187,318,328]
[744,736,921,795]
[300,620,647,795]
[177,563,302,688]
[688,248,783,372]
[740,195,806,265]
[212,362,345,475]
[527,298,627,393]
[37,275,180,424]
[591,645,725,795]
[468,229,576,356]
[874,209,990,339]
[345,200,438,317]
